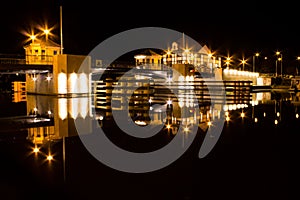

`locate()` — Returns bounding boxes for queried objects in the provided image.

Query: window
[41,50,45,60]
[53,50,57,55]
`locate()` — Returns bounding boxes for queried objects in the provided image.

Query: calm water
[1,91,300,200]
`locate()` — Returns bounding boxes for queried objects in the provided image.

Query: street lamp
[225,56,231,69]
[253,52,259,72]
[30,34,36,43]
[241,59,246,71]
[278,56,283,76]
[43,29,50,42]
[275,51,282,77]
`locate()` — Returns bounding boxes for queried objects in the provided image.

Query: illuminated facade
[24,39,91,96]
[24,39,61,65]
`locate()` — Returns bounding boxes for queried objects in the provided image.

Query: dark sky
[1,0,300,62]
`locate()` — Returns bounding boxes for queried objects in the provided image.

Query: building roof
[135,49,163,57]
[23,39,61,49]
[198,45,211,54]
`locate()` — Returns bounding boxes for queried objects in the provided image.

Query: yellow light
[47,110,52,115]
[274,119,278,125]
[43,29,50,35]
[225,116,230,122]
[33,147,39,153]
[166,124,171,129]
[58,72,67,94]
[183,126,189,133]
[296,113,299,118]
[241,112,245,118]
[58,98,68,120]
[276,51,280,55]
[254,118,258,123]
[69,72,78,93]
[134,55,146,59]
[47,154,53,161]
[277,112,280,117]
[79,73,88,93]
[46,76,51,81]
[30,35,36,40]
[207,121,212,126]
[263,112,266,117]
[255,53,260,57]
[225,111,229,116]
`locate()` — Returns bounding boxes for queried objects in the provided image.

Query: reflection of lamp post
[297,56,300,75]
[253,53,259,72]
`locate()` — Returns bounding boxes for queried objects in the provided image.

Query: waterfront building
[23,38,91,96]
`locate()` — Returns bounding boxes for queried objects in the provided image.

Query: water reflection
[3,89,300,148]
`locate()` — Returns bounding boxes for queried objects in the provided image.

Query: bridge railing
[25,54,54,65]
[0,58,27,64]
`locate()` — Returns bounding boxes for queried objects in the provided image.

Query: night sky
[1,0,300,63]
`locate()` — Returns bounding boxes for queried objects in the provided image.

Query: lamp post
[278,56,283,76]
[275,51,281,77]
[253,53,259,72]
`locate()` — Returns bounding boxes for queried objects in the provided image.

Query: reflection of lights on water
[134,120,147,126]
[226,116,230,122]
[33,147,40,153]
[296,113,299,119]
[183,126,189,133]
[263,112,266,117]
[79,97,88,119]
[58,98,68,120]
[277,112,280,117]
[274,119,278,125]
[241,112,245,118]
[47,154,53,161]
[254,118,258,123]
[69,98,79,119]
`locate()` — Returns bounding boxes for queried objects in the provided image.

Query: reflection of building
[26,95,93,145]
